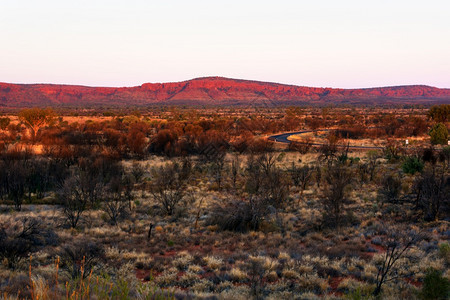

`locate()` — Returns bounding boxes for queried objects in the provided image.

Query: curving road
[268,130,383,150]
[268,131,312,143]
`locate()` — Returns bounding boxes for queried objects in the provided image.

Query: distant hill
[1,77,449,107]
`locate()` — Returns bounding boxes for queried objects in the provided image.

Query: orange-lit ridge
[1,77,449,106]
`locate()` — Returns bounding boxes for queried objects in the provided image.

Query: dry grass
[0,150,448,299]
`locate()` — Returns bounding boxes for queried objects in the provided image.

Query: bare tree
[319,133,339,165]
[230,154,241,193]
[7,161,27,211]
[208,196,268,232]
[150,162,187,216]
[383,139,404,161]
[256,152,277,176]
[321,163,353,229]
[373,225,424,296]
[245,153,289,209]
[61,241,105,279]
[210,152,226,189]
[379,173,402,205]
[131,161,145,183]
[102,176,129,225]
[413,169,449,221]
[0,217,57,269]
[122,173,135,211]
[58,175,90,228]
[289,137,312,154]
[289,163,313,204]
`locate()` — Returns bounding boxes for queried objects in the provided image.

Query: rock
[2,78,448,107]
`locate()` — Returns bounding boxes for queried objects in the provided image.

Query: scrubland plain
[0,104,449,299]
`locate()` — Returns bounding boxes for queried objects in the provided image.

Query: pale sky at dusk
[1,0,449,88]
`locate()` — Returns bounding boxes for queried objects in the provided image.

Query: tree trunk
[147,223,154,240]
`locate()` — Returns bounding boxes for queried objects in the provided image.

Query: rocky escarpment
[1,77,449,107]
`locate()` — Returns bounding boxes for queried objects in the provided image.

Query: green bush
[429,123,449,145]
[345,287,373,300]
[402,157,424,174]
[428,104,450,122]
[439,243,450,264]
[419,269,450,300]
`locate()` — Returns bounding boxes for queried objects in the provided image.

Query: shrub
[402,157,424,174]
[428,104,450,123]
[102,175,130,225]
[208,197,268,232]
[0,217,58,269]
[383,140,403,161]
[245,153,289,208]
[419,269,450,300]
[0,117,10,130]
[429,123,449,145]
[438,243,450,265]
[289,163,313,202]
[61,241,105,279]
[379,173,402,204]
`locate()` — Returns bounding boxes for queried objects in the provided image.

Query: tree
[428,104,450,123]
[122,173,135,211]
[383,139,404,161]
[321,163,353,229]
[150,162,187,216]
[18,108,56,140]
[58,175,89,228]
[289,138,312,154]
[127,123,148,157]
[429,123,448,145]
[439,146,450,170]
[0,117,10,130]
[318,133,339,165]
[102,176,129,225]
[77,157,110,207]
[0,217,57,269]
[210,152,226,190]
[373,225,424,296]
[61,241,104,279]
[245,153,289,209]
[230,154,241,192]
[131,161,145,183]
[289,163,313,204]
[379,173,402,205]
[4,160,27,211]
[366,150,380,181]
[413,170,449,221]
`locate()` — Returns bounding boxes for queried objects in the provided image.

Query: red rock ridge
[0,77,449,107]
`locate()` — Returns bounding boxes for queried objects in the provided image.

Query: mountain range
[1,77,449,107]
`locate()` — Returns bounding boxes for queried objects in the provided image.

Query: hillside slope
[1,77,449,106]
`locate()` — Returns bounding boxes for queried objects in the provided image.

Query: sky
[0,0,449,88]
